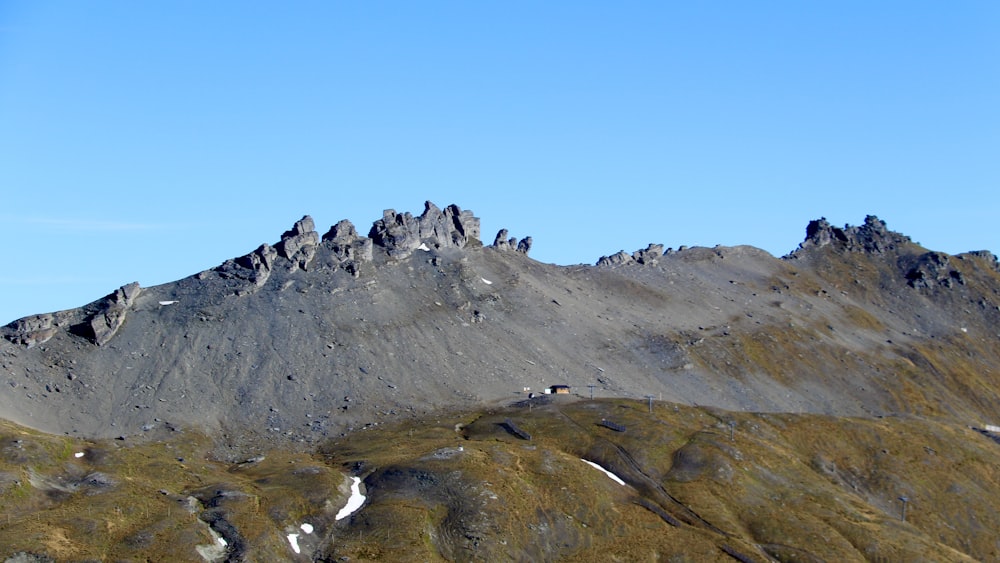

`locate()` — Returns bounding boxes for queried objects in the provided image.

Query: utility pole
[645,395,655,413]
[588,384,596,400]
[729,421,736,441]
[898,496,909,522]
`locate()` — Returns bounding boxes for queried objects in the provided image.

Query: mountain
[2,202,1000,561]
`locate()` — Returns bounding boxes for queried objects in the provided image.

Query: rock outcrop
[596,244,665,267]
[216,243,279,294]
[789,215,993,296]
[275,215,319,271]
[492,229,513,249]
[71,282,141,346]
[905,251,965,289]
[3,283,141,347]
[634,243,664,265]
[2,312,68,348]
[322,219,373,277]
[491,229,532,255]
[368,202,480,258]
[796,215,911,254]
[596,250,633,267]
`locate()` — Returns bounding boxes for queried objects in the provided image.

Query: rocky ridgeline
[3,201,531,346]
[74,282,142,345]
[594,214,1000,299]
[6,205,995,348]
[794,215,1000,291]
[1,282,142,348]
[596,215,916,269]
[2,312,72,349]
[211,201,526,293]
[796,215,912,254]
[596,244,667,267]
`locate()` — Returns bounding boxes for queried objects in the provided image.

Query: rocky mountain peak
[1,202,484,347]
[796,214,911,255]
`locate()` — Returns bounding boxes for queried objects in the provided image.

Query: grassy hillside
[4,396,1000,561]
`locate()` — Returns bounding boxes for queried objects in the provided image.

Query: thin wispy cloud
[0,276,115,285]
[4,216,179,232]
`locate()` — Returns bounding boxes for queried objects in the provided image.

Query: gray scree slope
[2,202,1000,448]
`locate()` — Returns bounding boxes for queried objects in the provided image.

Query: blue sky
[1,2,997,323]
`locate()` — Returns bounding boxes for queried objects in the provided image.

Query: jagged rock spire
[368,201,481,258]
[491,229,532,255]
[797,215,911,254]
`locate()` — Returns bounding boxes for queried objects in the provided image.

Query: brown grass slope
[3,399,1000,561]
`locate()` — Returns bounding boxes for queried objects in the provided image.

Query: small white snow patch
[300,522,314,534]
[287,533,301,554]
[336,476,366,521]
[74,452,85,458]
[417,243,431,251]
[985,424,1000,433]
[961,327,968,333]
[581,459,626,485]
[159,300,178,306]
[481,277,493,285]
[218,537,227,547]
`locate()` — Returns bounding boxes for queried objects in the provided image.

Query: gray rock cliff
[368,201,480,258]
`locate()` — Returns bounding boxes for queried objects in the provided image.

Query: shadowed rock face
[1,203,999,459]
